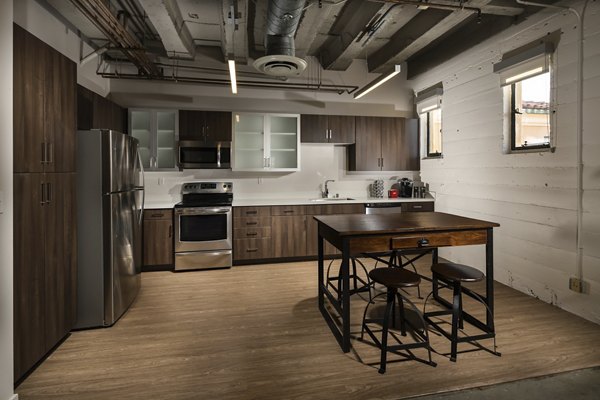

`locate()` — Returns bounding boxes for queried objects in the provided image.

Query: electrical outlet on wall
[569,277,588,293]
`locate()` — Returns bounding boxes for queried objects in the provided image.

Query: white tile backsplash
[144,144,419,203]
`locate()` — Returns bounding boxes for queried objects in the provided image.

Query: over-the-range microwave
[178,141,231,169]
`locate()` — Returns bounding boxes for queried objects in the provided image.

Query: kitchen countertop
[144,196,434,209]
[232,196,434,207]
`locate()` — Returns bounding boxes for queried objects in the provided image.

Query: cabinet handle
[151,213,163,218]
[246,248,258,252]
[413,205,422,209]
[417,238,430,247]
[380,157,383,168]
[40,182,45,205]
[329,129,332,140]
[246,232,258,237]
[246,221,258,226]
[46,182,52,204]
[377,158,380,167]
[245,210,258,215]
[325,129,328,140]
[41,142,46,164]
[168,225,173,238]
[283,210,294,214]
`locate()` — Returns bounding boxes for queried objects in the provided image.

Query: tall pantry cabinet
[13,24,77,382]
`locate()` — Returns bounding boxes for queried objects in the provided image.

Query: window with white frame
[415,85,443,158]
[495,38,556,152]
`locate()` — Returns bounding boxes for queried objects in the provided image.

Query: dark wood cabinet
[13,173,76,381]
[13,25,78,382]
[14,24,76,173]
[233,207,272,261]
[179,110,232,142]
[77,85,127,133]
[143,209,174,268]
[301,114,355,143]
[271,215,307,258]
[349,116,419,172]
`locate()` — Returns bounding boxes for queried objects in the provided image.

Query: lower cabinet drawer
[234,238,272,260]
[234,227,271,239]
[390,230,488,249]
[233,216,272,229]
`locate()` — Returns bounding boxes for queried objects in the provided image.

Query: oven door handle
[177,207,231,216]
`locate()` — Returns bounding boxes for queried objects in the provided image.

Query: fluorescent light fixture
[354,64,402,99]
[228,59,238,94]
[420,104,439,113]
[504,66,543,84]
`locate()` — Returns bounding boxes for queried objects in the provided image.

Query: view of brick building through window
[513,72,551,148]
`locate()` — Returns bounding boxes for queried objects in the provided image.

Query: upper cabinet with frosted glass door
[233,113,300,171]
[130,109,178,170]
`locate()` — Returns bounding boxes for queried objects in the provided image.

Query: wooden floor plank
[16,258,600,400]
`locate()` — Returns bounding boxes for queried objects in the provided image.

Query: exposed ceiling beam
[368,0,500,73]
[294,0,346,59]
[315,0,383,70]
[222,0,248,64]
[367,8,450,73]
[68,0,161,77]
[404,3,555,79]
[138,0,195,59]
[327,4,420,71]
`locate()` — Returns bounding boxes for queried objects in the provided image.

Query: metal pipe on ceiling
[98,71,358,94]
[69,0,161,77]
[380,0,481,15]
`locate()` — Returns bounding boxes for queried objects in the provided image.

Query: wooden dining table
[314,211,500,353]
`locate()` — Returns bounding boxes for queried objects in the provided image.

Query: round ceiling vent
[253,55,308,77]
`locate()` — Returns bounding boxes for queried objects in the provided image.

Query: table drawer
[391,230,488,249]
[271,205,305,216]
[144,209,173,220]
[233,216,272,229]
[234,227,271,239]
[233,206,271,218]
[401,202,434,212]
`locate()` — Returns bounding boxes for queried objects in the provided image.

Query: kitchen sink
[310,198,355,202]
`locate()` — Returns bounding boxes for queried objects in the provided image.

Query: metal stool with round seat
[361,267,436,374]
[424,262,500,362]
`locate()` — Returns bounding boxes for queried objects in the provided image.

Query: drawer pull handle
[246,232,258,236]
[418,238,430,247]
[247,248,258,252]
[413,205,422,209]
[151,213,163,218]
[246,222,258,226]
[245,211,258,215]
[283,210,294,213]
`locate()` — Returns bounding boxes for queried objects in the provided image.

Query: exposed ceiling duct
[253,0,308,77]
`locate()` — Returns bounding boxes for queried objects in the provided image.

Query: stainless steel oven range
[174,182,233,271]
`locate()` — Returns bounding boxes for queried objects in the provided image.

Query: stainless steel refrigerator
[75,129,144,329]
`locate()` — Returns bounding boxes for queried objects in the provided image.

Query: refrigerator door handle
[136,149,145,225]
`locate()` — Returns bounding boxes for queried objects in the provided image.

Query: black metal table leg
[341,239,351,353]
[318,232,324,310]
[486,228,495,331]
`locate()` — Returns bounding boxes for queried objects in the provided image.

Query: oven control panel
[182,182,233,194]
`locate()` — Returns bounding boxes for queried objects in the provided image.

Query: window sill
[422,155,443,160]
[509,146,553,154]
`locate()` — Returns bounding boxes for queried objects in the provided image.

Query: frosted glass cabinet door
[156,111,177,169]
[269,115,299,169]
[232,113,300,171]
[129,109,178,170]
[234,113,265,170]
[130,110,152,169]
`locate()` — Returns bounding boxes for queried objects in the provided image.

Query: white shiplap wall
[411,0,600,323]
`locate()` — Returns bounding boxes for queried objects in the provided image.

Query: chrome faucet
[323,179,335,198]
